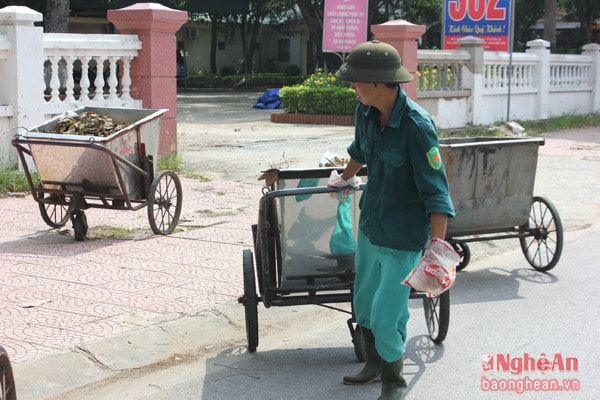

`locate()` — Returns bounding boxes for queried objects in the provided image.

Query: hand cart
[0,345,16,400]
[239,168,450,361]
[11,107,182,241]
[441,137,563,272]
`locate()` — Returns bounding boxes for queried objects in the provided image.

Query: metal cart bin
[12,107,182,241]
[240,168,450,359]
[440,137,563,272]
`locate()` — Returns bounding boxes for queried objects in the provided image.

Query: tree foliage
[560,0,599,45]
[397,0,442,48]
[513,0,546,51]
[233,0,297,74]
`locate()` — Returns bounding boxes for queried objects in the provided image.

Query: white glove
[327,170,361,188]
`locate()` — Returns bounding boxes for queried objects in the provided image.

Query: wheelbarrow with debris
[11,107,182,241]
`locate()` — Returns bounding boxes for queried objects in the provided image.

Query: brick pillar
[371,20,426,101]
[108,3,187,156]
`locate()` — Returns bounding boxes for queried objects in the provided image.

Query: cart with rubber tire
[239,168,450,361]
[11,107,182,241]
[0,345,17,400]
[441,137,563,272]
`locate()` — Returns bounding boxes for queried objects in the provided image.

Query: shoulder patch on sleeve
[426,147,442,170]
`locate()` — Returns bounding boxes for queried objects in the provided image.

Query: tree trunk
[45,0,70,33]
[210,15,218,74]
[296,0,324,73]
[576,0,598,44]
[247,23,261,73]
[543,0,557,51]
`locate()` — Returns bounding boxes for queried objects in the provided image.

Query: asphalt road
[41,229,600,400]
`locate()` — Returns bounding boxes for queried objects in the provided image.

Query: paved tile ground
[0,177,260,362]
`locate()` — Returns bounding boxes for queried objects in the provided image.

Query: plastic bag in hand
[403,238,460,297]
[327,170,360,188]
[327,170,361,201]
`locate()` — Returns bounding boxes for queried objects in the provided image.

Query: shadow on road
[200,332,446,400]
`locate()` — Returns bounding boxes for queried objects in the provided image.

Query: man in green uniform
[328,40,455,400]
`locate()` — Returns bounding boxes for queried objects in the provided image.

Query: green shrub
[219,66,237,76]
[280,85,357,115]
[186,71,305,88]
[0,167,39,195]
[244,73,305,87]
[302,68,351,88]
[284,64,302,76]
[279,68,356,115]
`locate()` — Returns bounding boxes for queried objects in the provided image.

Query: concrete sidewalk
[2,91,599,399]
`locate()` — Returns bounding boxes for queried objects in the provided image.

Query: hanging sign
[323,0,369,53]
[443,0,511,51]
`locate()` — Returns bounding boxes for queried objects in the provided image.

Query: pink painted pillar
[108,3,188,155]
[371,20,426,101]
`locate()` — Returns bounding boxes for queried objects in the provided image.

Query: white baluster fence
[416,38,600,128]
[43,33,142,115]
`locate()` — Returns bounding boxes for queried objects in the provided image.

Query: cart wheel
[423,290,450,344]
[147,170,182,235]
[38,192,73,228]
[352,324,366,362]
[0,345,17,400]
[450,241,471,271]
[71,211,88,241]
[519,196,564,272]
[243,249,259,352]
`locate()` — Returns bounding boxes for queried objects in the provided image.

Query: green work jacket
[347,87,455,251]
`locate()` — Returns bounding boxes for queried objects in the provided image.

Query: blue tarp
[252,88,283,109]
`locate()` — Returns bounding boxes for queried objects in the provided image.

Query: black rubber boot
[378,359,408,400]
[343,327,382,385]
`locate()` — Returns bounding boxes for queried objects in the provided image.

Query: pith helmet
[335,40,413,84]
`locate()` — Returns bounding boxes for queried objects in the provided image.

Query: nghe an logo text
[482,353,579,375]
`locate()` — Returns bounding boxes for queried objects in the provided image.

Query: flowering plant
[300,68,351,89]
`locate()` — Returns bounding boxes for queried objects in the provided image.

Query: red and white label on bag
[403,239,460,297]
[423,264,453,289]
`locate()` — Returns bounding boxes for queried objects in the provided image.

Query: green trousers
[353,230,421,362]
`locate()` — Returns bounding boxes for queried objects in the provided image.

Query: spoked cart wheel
[0,345,17,400]
[147,170,182,235]
[38,191,73,228]
[450,241,471,272]
[423,290,450,344]
[519,196,564,272]
[242,249,259,352]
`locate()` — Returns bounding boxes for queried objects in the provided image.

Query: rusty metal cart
[0,345,16,400]
[239,168,450,360]
[12,107,182,241]
[441,137,563,272]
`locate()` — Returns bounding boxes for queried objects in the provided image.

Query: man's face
[350,82,377,106]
